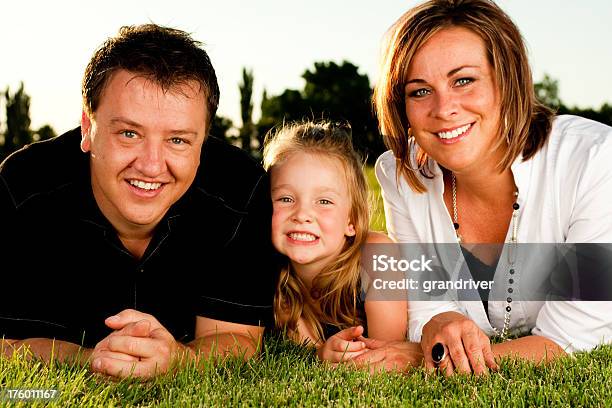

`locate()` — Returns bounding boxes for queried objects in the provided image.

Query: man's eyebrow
[109,117,198,136]
[406,65,480,84]
[109,117,144,128]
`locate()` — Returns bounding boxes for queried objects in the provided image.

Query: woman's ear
[345,222,356,237]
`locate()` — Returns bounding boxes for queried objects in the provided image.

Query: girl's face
[270,152,355,272]
[404,26,502,175]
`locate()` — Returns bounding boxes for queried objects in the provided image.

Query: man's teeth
[289,232,317,242]
[437,124,471,139]
[129,180,162,191]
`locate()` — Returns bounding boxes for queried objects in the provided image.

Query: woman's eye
[278,197,293,203]
[455,77,473,87]
[408,88,431,98]
[121,130,137,138]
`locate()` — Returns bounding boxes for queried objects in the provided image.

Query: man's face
[81,69,208,236]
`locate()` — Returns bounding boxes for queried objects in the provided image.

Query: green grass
[365,165,387,232]
[1,337,611,407]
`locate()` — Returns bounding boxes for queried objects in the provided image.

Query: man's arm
[91,310,264,379]
[1,338,91,364]
[188,316,264,359]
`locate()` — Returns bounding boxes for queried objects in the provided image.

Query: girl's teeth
[289,233,316,242]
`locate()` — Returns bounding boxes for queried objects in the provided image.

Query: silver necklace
[451,173,519,339]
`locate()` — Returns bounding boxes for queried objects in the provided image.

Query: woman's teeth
[437,123,471,139]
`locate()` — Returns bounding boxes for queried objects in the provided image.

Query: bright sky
[1,0,611,134]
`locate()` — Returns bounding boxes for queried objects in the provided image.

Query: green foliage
[257,61,386,163]
[209,115,234,143]
[0,82,56,162]
[535,74,562,110]
[1,337,610,406]
[239,67,255,155]
[535,74,612,126]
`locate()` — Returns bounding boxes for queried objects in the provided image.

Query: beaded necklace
[451,173,519,339]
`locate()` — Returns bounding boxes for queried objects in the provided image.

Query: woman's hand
[316,326,368,363]
[421,311,497,376]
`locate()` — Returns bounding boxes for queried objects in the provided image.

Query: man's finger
[92,350,139,363]
[92,357,155,379]
[117,320,151,338]
[105,309,161,330]
[107,335,158,359]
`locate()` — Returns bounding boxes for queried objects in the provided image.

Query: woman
[373,0,612,375]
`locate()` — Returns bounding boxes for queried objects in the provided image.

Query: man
[0,24,278,379]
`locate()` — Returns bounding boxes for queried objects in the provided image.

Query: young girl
[263,121,407,363]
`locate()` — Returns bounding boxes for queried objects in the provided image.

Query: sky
[1,0,611,134]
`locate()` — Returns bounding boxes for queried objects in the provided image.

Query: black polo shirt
[0,128,278,348]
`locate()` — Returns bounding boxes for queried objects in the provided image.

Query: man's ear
[80,110,92,153]
[345,222,356,237]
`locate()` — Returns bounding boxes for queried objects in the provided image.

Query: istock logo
[371,255,433,272]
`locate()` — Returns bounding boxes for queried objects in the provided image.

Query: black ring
[431,342,446,365]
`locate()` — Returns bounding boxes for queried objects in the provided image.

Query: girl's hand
[316,326,368,363]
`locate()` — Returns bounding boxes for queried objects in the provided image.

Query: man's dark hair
[82,24,219,131]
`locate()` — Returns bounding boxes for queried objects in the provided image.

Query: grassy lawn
[2,166,609,406]
[1,336,610,407]
[365,165,387,232]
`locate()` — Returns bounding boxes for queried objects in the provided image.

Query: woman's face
[404,26,502,175]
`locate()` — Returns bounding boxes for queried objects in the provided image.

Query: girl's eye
[408,88,431,98]
[455,77,474,87]
[121,130,137,139]
[319,199,333,205]
[278,197,293,203]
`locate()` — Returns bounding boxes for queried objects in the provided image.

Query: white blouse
[375,115,612,352]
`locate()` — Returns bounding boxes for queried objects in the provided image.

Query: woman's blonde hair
[374,0,554,193]
[263,121,370,343]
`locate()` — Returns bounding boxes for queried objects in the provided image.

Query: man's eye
[121,130,137,138]
[170,137,186,145]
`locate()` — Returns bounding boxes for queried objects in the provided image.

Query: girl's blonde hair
[374,0,554,193]
[263,121,370,343]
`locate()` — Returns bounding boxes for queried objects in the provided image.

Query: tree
[257,61,385,162]
[209,114,234,143]
[3,82,32,159]
[534,74,561,110]
[33,124,56,142]
[238,68,255,155]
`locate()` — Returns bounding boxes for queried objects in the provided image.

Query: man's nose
[134,139,166,177]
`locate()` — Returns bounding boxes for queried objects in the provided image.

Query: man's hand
[90,309,187,379]
[421,311,497,376]
[350,338,424,374]
[316,326,368,363]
